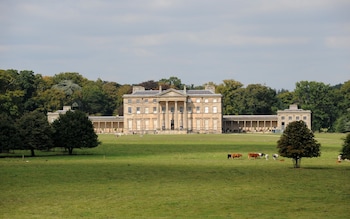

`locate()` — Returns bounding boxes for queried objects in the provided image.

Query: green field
[1,133,349,218]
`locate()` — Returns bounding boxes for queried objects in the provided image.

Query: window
[213,99,217,103]
[136,107,141,114]
[213,119,218,130]
[145,107,149,114]
[162,106,165,113]
[144,99,148,103]
[205,119,209,130]
[153,119,157,130]
[187,99,192,103]
[179,107,183,113]
[303,116,307,120]
[170,107,174,113]
[204,99,208,103]
[153,107,157,113]
[128,120,132,130]
[188,107,192,113]
[196,120,201,131]
[204,106,209,113]
[136,120,141,130]
[281,116,285,120]
[196,107,200,113]
[145,120,149,130]
[128,99,132,104]
[196,98,200,103]
[213,106,217,113]
[153,99,157,103]
[128,107,132,114]
[288,116,292,120]
[296,116,300,120]
[136,99,140,103]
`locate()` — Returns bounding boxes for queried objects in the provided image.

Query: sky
[1,0,349,90]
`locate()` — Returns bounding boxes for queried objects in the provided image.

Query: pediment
[157,88,186,97]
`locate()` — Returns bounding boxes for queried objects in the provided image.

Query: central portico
[123,85,222,134]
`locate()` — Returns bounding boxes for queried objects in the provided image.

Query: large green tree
[334,81,350,132]
[17,111,54,156]
[81,81,110,115]
[52,110,100,155]
[340,133,350,160]
[294,81,339,132]
[0,114,20,153]
[277,120,321,168]
[159,76,184,89]
[243,84,277,115]
[216,79,244,115]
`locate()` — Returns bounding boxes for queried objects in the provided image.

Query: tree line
[0,108,100,156]
[1,69,350,133]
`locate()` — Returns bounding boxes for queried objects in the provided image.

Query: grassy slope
[0,133,349,218]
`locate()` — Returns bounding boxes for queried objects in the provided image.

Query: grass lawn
[1,133,349,218]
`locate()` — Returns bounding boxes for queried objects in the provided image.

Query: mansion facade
[47,86,311,134]
[122,85,223,134]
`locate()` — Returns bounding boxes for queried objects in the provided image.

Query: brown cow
[232,153,242,159]
[228,153,243,159]
[248,153,260,159]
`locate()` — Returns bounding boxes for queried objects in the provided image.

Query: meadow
[1,133,349,219]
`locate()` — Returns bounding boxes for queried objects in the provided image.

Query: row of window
[127,106,218,114]
[127,98,218,104]
[281,116,308,121]
[127,118,219,131]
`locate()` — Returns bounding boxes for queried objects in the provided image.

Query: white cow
[265,154,269,160]
[273,154,279,160]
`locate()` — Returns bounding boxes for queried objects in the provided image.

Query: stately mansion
[48,86,311,134]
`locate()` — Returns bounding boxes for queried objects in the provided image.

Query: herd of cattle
[227,152,280,160]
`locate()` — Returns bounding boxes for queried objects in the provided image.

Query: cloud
[130,30,310,47]
[325,36,350,49]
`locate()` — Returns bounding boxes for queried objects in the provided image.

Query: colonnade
[222,115,278,133]
[89,116,124,133]
[157,100,188,131]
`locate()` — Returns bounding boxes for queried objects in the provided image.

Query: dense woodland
[1,69,349,133]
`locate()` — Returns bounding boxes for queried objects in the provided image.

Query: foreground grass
[1,133,349,218]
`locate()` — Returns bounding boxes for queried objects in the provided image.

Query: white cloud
[130,30,310,47]
[325,36,350,49]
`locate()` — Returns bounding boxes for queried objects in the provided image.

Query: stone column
[175,101,178,130]
[157,101,160,130]
[184,100,187,130]
[165,101,169,130]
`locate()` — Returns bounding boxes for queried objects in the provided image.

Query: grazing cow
[248,153,260,159]
[228,153,242,159]
[258,153,265,158]
[337,154,343,163]
[232,153,242,159]
[273,154,279,160]
[265,154,269,160]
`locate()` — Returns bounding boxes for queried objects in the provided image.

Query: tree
[52,80,82,97]
[159,76,184,89]
[116,84,132,116]
[294,81,339,132]
[138,80,159,90]
[81,81,110,115]
[276,89,295,111]
[277,120,321,168]
[17,111,54,156]
[243,84,277,115]
[341,133,350,160]
[52,72,87,87]
[52,110,100,155]
[0,113,20,153]
[216,79,244,115]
